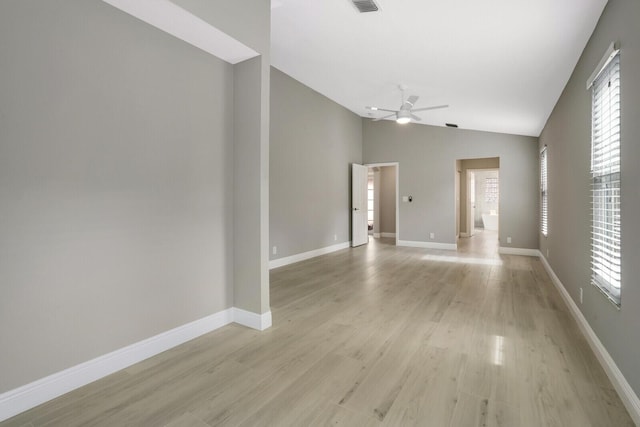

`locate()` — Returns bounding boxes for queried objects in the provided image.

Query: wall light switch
[429,232,435,239]
[272,246,277,255]
[507,236,512,244]
[402,196,409,202]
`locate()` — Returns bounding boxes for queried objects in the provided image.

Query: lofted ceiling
[271,0,608,137]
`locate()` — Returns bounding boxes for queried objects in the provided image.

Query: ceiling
[271,0,608,137]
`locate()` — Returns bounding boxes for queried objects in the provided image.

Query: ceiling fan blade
[410,114,422,122]
[366,106,398,113]
[373,113,396,122]
[411,104,449,113]
[405,95,419,107]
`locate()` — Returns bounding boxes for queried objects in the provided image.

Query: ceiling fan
[366,86,448,124]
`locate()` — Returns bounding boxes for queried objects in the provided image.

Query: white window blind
[590,51,621,305]
[485,177,498,203]
[540,147,548,236]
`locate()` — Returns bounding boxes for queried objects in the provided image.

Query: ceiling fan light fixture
[396,110,411,124]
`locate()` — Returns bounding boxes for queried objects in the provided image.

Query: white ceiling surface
[271,0,608,137]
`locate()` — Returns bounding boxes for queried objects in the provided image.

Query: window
[367,175,374,230]
[540,147,548,236]
[590,49,621,305]
[485,177,498,203]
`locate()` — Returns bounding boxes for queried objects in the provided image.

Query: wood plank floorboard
[1,231,634,426]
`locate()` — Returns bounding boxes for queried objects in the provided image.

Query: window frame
[540,146,548,237]
[589,48,621,307]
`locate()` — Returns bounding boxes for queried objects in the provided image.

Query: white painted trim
[373,232,381,238]
[460,232,470,237]
[397,240,457,251]
[380,232,396,238]
[101,0,258,64]
[498,247,539,256]
[0,309,234,422]
[233,308,272,331]
[586,41,620,90]
[538,254,640,425]
[269,241,351,269]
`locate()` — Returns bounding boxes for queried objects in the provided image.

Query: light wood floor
[2,233,634,426]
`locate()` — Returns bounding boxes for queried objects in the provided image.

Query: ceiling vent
[351,0,379,13]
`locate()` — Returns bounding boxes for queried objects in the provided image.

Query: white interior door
[352,163,369,247]
[468,171,476,237]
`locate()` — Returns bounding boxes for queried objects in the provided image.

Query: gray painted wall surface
[270,68,362,260]
[459,157,500,233]
[175,0,271,315]
[363,122,538,248]
[379,166,397,234]
[0,0,236,392]
[538,0,640,396]
[234,57,270,314]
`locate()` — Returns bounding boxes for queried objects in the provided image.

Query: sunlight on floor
[493,335,505,366]
[421,254,503,266]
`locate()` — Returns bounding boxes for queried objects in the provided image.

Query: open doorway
[455,157,500,255]
[366,163,399,246]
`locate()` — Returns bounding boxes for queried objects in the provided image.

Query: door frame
[467,170,476,237]
[364,162,400,246]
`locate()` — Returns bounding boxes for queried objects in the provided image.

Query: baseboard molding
[269,241,351,269]
[397,240,457,251]
[372,232,381,238]
[459,232,470,237]
[380,232,396,238]
[0,307,271,422]
[233,308,272,331]
[538,254,640,425]
[498,246,539,256]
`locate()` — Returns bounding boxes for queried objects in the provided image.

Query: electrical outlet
[272,246,277,255]
[580,288,583,304]
[429,232,435,239]
[507,236,512,244]
[334,234,337,241]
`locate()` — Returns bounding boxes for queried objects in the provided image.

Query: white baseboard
[397,240,457,251]
[0,307,271,422]
[233,308,272,331]
[380,232,396,238]
[372,232,381,238]
[498,246,539,256]
[459,232,470,237]
[538,253,640,425]
[269,241,351,269]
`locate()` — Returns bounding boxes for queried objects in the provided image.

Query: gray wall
[539,0,640,396]
[459,157,500,233]
[173,0,272,315]
[0,0,269,393]
[270,68,362,260]
[363,122,538,248]
[379,166,397,234]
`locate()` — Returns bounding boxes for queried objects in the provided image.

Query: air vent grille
[352,0,379,13]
